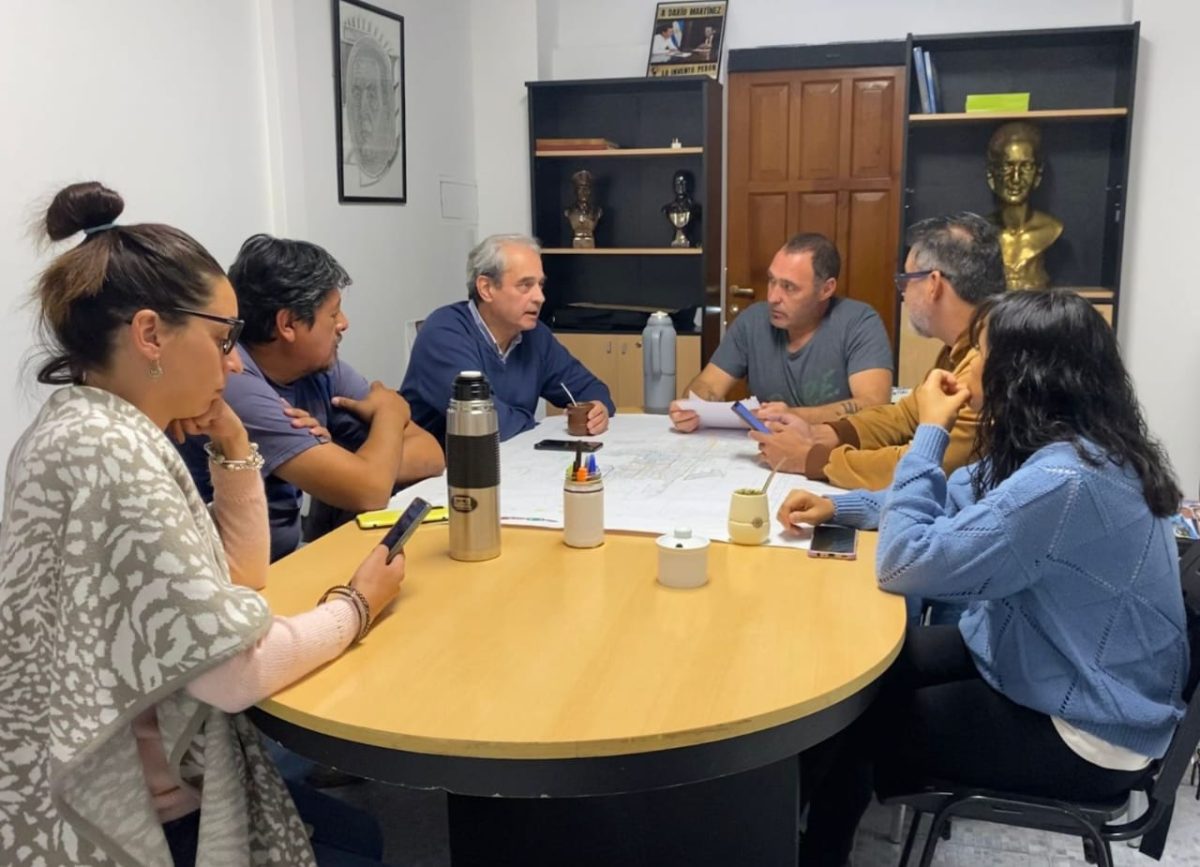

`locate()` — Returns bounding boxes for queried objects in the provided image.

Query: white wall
[543,0,1129,80]
[0,0,274,480]
[261,0,477,381]
[1123,2,1200,495]
[0,0,478,490]
[470,0,539,237]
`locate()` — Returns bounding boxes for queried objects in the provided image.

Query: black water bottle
[446,371,501,561]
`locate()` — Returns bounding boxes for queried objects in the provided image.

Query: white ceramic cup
[727,487,769,545]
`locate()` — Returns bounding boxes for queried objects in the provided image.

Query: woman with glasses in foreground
[0,182,403,866]
[779,289,1189,865]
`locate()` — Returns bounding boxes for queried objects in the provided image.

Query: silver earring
[149,360,163,379]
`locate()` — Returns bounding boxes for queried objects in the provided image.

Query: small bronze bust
[564,169,602,248]
[985,121,1063,290]
[662,170,697,248]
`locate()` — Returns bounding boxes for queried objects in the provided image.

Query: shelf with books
[909,108,1128,124]
[899,22,1138,352]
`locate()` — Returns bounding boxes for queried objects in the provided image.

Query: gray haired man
[401,233,614,442]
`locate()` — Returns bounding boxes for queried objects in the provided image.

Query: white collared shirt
[467,300,523,363]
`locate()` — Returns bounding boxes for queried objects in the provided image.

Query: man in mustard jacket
[753,212,1005,489]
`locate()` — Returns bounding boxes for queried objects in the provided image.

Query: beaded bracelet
[319,584,372,644]
[204,441,265,472]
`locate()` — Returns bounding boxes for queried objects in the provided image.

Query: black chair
[882,542,1200,867]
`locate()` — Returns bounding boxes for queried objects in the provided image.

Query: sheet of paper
[673,392,761,429]
[393,414,846,550]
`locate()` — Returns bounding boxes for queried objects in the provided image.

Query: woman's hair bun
[44,181,125,242]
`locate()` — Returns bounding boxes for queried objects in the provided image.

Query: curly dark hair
[969,290,1180,517]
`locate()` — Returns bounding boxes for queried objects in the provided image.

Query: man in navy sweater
[402,234,614,442]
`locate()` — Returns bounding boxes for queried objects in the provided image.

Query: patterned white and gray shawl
[0,386,317,866]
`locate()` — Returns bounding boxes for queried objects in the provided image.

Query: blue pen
[586,453,597,476]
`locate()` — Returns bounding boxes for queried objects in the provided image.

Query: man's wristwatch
[204,441,265,471]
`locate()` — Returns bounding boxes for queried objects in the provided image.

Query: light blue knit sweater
[831,425,1188,758]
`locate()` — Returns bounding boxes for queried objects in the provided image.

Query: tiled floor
[328,772,1200,866]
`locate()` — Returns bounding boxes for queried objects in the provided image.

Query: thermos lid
[453,370,491,401]
[649,311,670,322]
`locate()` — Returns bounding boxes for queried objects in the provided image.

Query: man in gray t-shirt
[669,233,893,432]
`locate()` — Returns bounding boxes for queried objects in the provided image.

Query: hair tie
[82,222,117,236]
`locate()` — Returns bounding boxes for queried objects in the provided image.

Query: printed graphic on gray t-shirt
[709,299,892,405]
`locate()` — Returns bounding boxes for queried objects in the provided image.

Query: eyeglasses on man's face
[172,308,244,355]
[894,270,938,300]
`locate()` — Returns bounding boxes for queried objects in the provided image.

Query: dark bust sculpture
[662,170,697,248]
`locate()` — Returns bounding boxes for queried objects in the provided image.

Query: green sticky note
[964,93,1031,113]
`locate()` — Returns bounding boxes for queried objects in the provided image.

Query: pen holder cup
[727,488,770,546]
[566,402,594,436]
[656,528,709,589]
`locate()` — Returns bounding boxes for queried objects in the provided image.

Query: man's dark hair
[968,289,1180,517]
[906,212,1005,305]
[781,233,840,286]
[228,234,351,345]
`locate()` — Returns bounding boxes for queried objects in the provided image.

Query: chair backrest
[1179,542,1200,700]
[1144,542,1200,805]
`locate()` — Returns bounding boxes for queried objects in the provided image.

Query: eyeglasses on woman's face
[171,308,244,355]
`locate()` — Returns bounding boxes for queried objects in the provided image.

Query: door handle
[729,285,755,298]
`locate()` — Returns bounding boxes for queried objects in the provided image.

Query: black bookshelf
[526,77,723,360]
[901,24,1140,328]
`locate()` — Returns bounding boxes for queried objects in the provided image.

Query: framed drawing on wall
[646,1,728,80]
[333,0,406,203]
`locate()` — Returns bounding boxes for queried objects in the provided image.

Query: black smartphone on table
[731,400,770,434]
[379,497,433,563]
[808,524,858,560]
[534,439,603,452]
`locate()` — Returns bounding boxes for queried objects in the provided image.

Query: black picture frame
[646,1,729,80]
[333,0,407,203]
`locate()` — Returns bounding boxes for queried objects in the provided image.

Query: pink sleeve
[210,463,270,590]
[186,599,358,713]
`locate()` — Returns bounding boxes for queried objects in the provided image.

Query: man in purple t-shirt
[181,234,443,560]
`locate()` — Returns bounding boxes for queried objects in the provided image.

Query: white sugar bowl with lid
[655,527,710,589]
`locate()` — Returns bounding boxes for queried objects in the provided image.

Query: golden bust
[986,121,1063,290]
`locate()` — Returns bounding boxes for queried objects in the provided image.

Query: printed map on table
[395,415,846,549]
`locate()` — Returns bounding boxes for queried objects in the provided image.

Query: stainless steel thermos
[446,371,501,561]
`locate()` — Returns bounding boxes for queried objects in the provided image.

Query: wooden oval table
[251,521,905,866]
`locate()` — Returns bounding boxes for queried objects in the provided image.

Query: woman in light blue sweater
[783,290,1189,865]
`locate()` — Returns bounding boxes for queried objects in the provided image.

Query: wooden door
[727,66,905,339]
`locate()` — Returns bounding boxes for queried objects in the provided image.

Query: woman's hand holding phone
[349,545,405,626]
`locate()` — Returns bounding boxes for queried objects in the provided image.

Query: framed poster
[646,1,728,80]
[333,0,406,203]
